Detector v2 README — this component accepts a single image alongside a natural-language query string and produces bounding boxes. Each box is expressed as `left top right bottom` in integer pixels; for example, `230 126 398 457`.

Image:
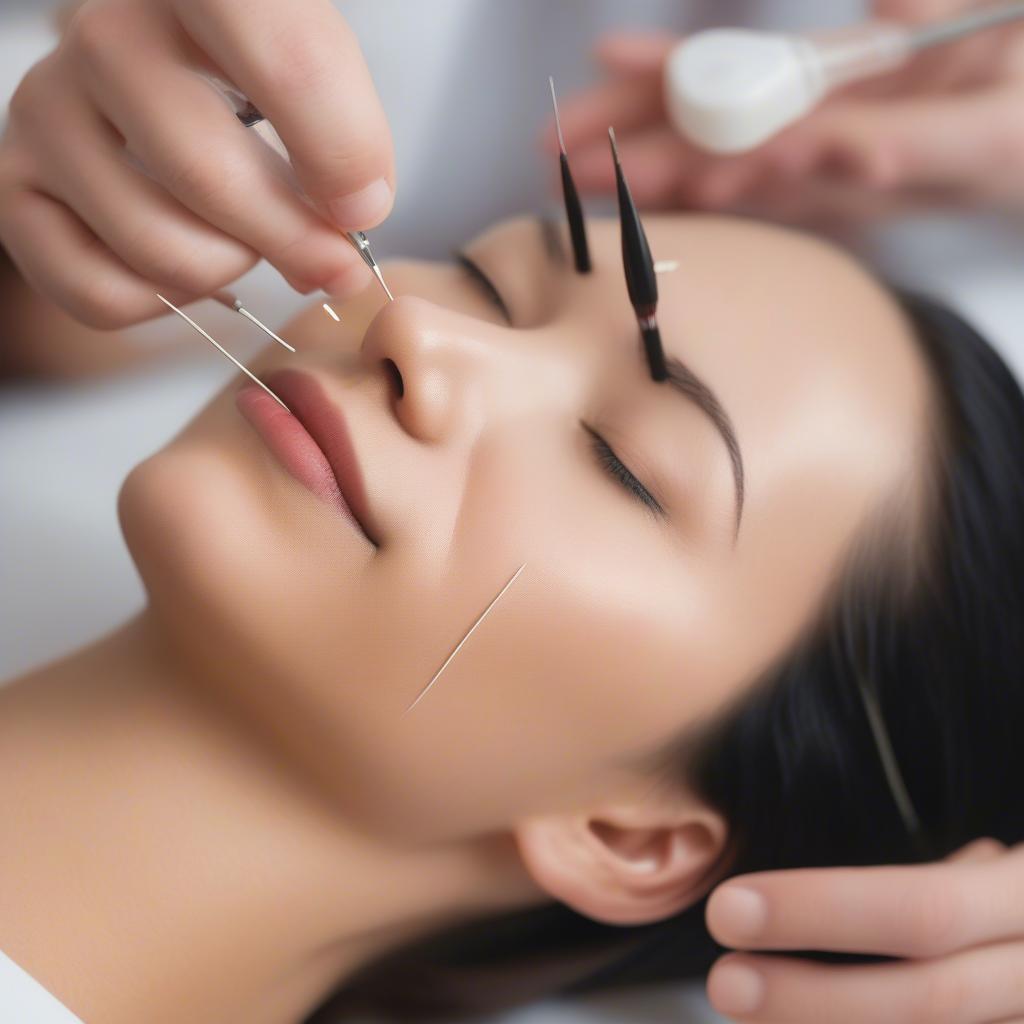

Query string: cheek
331 431 717 842
117 403 393 802
118 387 723 847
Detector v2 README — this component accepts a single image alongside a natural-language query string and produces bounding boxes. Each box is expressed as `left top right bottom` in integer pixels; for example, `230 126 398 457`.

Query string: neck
0 611 534 1024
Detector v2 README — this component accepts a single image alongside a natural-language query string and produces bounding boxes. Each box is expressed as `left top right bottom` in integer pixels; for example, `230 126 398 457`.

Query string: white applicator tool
664 2 1024 153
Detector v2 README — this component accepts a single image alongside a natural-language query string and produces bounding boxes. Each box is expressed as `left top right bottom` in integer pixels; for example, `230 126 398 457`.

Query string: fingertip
318 259 373 302
947 836 1008 863
761 138 817 179
864 143 903 188
327 178 393 231
592 31 631 64
706 954 766 1018
821 136 900 188
706 885 767 945
690 166 751 208
806 117 902 188
287 279 317 297
593 29 678 72
570 145 615 189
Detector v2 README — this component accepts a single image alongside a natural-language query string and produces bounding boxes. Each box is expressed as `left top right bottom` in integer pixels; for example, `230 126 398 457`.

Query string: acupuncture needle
227 99 396 304
346 230 394 302
608 126 669 382
548 76 591 273
212 289 296 352
156 293 291 411
404 563 526 713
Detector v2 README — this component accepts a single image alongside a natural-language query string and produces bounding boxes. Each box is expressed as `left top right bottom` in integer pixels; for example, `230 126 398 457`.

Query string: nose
358 295 531 444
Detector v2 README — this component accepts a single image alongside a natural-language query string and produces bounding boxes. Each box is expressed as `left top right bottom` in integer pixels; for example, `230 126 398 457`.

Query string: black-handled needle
608 126 668 382
548 76 591 274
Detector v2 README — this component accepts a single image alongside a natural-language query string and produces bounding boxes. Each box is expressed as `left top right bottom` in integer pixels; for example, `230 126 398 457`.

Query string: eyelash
456 251 664 519
584 425 665 518
456 253 510 321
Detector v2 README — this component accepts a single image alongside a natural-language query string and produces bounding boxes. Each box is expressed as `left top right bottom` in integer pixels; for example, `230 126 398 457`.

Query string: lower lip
235 383 362 533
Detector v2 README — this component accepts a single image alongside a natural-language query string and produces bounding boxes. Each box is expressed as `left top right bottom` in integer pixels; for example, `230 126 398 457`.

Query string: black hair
304 289 1024 1022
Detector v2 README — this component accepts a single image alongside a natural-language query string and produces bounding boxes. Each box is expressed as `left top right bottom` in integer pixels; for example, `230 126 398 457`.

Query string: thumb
945 837 1008 864
785 88 1019 191
593 30 680 77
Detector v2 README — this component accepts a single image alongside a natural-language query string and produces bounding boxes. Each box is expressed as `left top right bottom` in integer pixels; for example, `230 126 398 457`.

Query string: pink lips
235 369 376 544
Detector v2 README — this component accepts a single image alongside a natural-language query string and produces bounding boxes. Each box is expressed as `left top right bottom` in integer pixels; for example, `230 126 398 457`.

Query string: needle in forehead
548 76 591 273
608 126 668 381
156 294 291 411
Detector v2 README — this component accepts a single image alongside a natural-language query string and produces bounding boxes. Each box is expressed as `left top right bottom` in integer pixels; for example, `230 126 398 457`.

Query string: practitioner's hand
544 0 1024 230
0 0 394 328
703 837 1024 1023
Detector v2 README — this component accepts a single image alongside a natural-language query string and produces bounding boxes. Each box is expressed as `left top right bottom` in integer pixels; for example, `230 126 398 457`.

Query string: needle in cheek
404 563 527 713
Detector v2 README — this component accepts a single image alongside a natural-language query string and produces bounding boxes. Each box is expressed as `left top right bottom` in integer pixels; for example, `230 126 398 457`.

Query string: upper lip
262 368 380 545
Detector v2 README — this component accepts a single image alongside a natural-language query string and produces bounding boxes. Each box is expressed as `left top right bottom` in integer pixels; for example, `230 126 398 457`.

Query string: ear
514 786 728 925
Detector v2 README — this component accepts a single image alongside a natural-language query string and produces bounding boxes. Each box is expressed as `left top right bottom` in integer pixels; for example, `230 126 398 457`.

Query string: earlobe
515 800 728 926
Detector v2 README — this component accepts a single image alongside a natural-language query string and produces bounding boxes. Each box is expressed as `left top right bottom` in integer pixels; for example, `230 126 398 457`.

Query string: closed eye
454 250 662 521
582 423 665 519
454 251 511 323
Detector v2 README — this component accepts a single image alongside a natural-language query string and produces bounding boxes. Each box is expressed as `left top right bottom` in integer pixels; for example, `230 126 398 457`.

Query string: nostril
382 358 404 398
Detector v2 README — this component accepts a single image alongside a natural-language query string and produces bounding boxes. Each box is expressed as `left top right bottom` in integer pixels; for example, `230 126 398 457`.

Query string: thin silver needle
549 75 567 154
236 306 296 352
345 230 395 302
156 293 291 412
404 563 526 714
370 264 395 302
212 290 296 352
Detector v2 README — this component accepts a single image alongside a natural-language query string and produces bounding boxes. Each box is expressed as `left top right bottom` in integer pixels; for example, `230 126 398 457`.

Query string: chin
115 432 389 803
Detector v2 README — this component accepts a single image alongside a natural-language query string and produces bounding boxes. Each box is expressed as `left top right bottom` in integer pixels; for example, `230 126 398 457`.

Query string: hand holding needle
231 101 395 304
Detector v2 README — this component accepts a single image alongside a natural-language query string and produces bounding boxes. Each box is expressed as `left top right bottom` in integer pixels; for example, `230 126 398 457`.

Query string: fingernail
712 961 764 1016
328 178 392 229
713 886 767 939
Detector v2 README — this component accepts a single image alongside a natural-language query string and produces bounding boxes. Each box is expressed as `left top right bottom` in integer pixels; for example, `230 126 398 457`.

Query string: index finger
706 844 1024 959
172 0 393 230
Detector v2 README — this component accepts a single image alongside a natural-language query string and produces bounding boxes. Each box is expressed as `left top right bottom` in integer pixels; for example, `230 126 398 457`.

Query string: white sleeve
0 949 86 1024
0 8 58 124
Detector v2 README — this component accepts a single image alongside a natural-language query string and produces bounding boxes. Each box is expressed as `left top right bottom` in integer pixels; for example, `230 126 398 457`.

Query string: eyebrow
538 216 745 533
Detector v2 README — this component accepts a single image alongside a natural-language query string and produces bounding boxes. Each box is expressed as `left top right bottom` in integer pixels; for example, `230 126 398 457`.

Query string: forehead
485 212 929 505
480 213 930 527
482 213 924 426
653 215 931 641
486 212 932 667
637 214 928 498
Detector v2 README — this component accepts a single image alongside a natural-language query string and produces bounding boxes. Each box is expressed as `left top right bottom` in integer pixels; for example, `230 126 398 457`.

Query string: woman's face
120 214 931 841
